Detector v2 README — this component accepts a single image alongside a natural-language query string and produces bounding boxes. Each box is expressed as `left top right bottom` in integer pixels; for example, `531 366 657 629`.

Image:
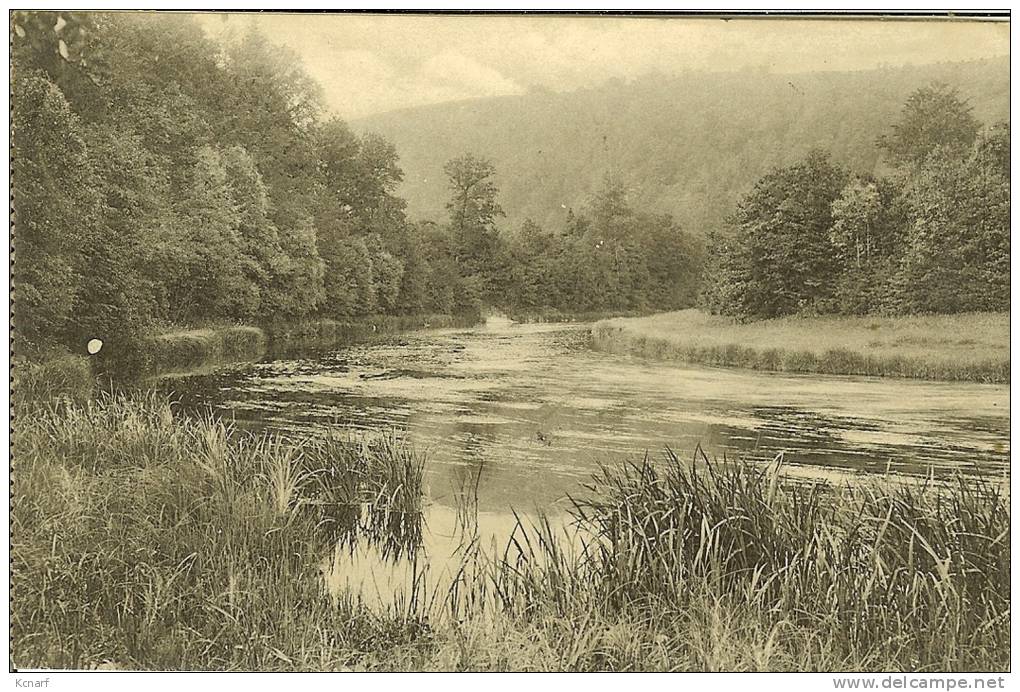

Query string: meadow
592 310 1010 383
11 394 1009 671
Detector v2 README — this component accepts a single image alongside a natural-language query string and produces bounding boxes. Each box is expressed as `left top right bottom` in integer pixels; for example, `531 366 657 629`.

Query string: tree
352 133 405 220
892 141 1009 314
583 178 634 306
444 154 505 295
73 123 172 366
709 151 848 318
827 177 908 314
264 216 325 319
313 119 412 317
393 226 433 314
975 122 1009 180
220 26 325 246
700 227 751 317
369 242 405 313
878 83 980 168
639 213 702 310
830 180 882 272
12 11 104 94
220 145 289 317
168 146 256 321
12 72 99 356
505 219 558 309
321 236 378 317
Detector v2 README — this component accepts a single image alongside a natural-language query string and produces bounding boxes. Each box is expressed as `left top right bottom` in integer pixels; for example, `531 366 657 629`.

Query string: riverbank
12 354 96 410
264 312 482 349
592 310 1009 384
12 394 1008 671
147 312 482 375
13 313 484 407
145 325 267 375
506 307 652 324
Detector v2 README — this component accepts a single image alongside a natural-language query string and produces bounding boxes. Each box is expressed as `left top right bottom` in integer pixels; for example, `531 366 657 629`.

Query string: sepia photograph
8 8 1012 676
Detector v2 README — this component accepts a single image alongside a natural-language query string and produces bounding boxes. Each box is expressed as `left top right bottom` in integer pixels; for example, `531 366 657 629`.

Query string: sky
197 13 1009 120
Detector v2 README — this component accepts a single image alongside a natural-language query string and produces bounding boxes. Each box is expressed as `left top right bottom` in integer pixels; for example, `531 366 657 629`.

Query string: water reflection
160 319 1010 517
158 320 1010 606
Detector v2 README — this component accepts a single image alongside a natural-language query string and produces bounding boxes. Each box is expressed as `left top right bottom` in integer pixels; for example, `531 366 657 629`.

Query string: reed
11 393 428 670
448 450 1009 671
145 325 267 375
11 354 95 411
10 395 1009 671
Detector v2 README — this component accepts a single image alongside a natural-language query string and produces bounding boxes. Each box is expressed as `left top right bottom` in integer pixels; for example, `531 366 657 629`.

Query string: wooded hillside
354 59 1009 235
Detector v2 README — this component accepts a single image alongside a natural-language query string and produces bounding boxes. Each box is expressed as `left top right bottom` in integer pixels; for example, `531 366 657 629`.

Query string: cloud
319 48 524 118
420 50 523 98
316 50 399 118
199 14 1009 119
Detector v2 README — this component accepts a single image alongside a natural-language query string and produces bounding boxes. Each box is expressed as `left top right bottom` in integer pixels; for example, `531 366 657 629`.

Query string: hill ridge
352 56 1009 235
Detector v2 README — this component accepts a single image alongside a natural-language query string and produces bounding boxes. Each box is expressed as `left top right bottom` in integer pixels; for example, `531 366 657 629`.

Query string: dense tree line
497 178 702 312
702 84 1009 318
12 11 705 365
437 154 702 313
12 12 482 362
14 12 1003 369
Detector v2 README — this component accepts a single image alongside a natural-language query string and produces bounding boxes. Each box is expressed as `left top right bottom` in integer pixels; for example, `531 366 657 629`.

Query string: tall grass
429 451 1008 671
12 354 95 411
145 325 267 375
11 393 428 670
10 394 1010 670
592 310 1009 383
507 451 1007 669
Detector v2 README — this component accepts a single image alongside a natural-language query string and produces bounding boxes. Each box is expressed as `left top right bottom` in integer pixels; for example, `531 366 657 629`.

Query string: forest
11 11 1009 371
702 85 1009 317
356 57 1008 234
12 12 702 369
10 13 1011 674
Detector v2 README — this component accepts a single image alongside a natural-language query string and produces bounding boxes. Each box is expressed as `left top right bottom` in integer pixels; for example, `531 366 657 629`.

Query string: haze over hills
353 57 1009 236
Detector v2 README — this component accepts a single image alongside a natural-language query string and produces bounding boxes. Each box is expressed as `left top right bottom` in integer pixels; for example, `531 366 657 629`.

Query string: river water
164 317 1009 515
161 318 1009 603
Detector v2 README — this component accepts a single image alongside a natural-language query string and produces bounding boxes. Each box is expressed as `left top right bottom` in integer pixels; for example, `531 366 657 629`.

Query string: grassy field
11 395 1009 671
591 310 1009 383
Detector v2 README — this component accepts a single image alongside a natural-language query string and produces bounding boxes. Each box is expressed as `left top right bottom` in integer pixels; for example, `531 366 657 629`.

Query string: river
160 317 1009 602
163 317 1009 513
